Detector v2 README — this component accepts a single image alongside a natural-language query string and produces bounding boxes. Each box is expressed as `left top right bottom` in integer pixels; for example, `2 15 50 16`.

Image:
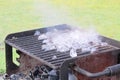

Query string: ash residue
3 65 58 80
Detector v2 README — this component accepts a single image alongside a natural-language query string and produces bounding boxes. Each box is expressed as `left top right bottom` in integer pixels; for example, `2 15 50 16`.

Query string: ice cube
34 30 41 36
42 44 56 51
90 48 97 53
82 47 91 53
70 49 77 58
101 42 108 46
43 39 50 43
57 46 69 52
52 55 57 60
38 34 47 40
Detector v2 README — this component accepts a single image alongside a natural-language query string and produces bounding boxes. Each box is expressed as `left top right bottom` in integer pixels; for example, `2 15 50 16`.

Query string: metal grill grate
5 34 118 67
5 24 120 80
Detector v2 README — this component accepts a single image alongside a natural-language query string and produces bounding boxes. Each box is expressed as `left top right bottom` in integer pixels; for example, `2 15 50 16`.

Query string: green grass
0 0 120 74
0 50 5 73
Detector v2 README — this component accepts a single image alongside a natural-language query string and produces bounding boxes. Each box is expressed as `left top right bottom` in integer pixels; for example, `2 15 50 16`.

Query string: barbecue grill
5 24 120 80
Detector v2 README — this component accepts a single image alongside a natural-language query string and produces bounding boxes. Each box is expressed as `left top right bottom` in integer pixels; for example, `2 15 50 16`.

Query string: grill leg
60 59 76 80
5 43 18 75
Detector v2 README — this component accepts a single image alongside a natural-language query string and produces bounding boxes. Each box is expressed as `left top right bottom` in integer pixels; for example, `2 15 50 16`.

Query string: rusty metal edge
60 49 120 80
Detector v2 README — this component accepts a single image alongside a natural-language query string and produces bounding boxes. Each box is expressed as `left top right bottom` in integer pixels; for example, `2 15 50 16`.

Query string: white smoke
37 27 108 58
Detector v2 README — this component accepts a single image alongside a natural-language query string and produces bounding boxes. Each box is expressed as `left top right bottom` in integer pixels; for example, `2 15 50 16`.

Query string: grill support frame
5 24 71 75
5 24 120 80
5 43 19 75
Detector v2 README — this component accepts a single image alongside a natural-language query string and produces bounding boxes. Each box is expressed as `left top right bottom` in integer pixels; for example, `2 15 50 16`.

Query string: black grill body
5 24 120 80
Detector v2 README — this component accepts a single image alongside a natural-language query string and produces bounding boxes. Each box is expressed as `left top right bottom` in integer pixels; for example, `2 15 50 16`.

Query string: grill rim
5 39 118 67
5 40 56 69
5 24 70 40
5 24 120 78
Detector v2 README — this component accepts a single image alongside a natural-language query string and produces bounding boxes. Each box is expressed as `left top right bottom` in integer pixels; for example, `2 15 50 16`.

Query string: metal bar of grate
6 36 117 67
5 27 119 68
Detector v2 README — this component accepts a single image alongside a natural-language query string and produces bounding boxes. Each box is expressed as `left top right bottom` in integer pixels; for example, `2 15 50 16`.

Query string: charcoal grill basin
5 24 120 80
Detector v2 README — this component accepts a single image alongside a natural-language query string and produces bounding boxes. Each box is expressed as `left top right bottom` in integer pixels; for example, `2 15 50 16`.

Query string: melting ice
37 27 108 58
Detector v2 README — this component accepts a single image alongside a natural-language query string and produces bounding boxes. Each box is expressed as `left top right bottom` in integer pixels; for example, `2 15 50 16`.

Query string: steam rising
36 27 108 58
33 0 79 26
33 1 108 58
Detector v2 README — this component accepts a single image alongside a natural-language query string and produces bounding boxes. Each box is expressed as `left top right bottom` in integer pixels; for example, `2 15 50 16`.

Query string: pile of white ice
34 27 108 58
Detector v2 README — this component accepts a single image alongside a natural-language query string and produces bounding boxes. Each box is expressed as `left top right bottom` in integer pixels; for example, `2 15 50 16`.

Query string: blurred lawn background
0 0 120 73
